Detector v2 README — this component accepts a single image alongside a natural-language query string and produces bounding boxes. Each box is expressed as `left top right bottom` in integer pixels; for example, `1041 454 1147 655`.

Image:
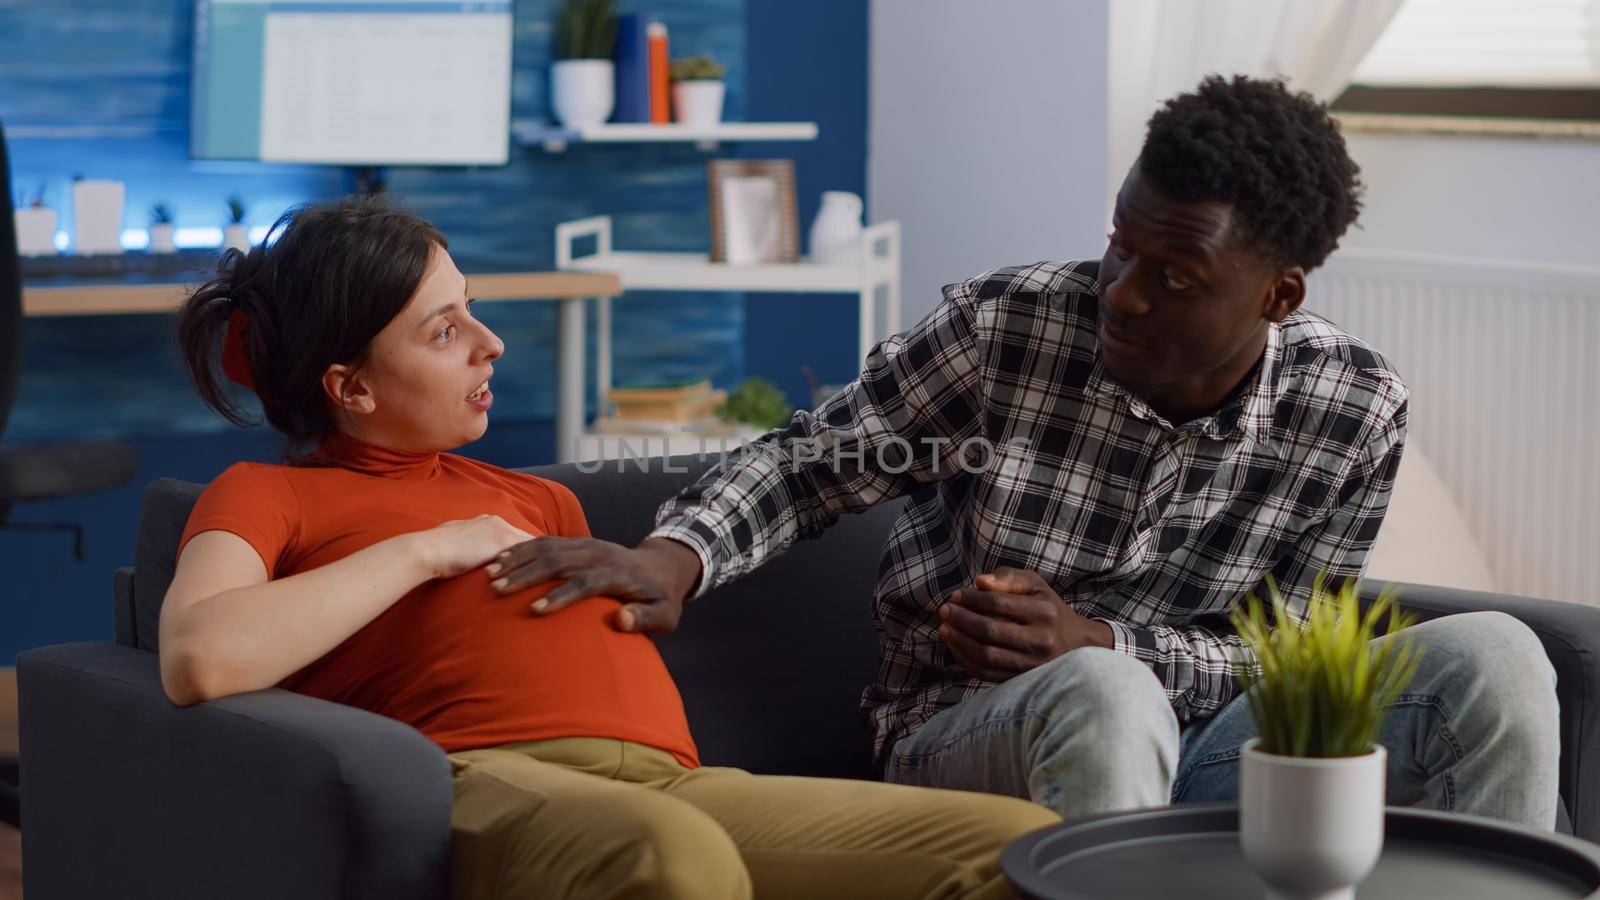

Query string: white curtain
1106 0 1408 206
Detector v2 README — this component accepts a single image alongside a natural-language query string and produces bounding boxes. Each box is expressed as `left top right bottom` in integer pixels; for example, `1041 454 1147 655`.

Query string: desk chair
0 117 139 828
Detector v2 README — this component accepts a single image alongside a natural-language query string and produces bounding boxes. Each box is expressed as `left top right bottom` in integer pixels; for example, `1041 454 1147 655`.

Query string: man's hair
1138 74 1362 272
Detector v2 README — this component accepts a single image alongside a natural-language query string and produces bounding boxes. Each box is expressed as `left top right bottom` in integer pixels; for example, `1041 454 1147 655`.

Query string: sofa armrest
18 642 452 900
1363 580 1600 841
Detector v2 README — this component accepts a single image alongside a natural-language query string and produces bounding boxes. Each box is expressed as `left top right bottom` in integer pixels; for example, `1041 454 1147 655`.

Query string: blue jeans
883 612 1561 829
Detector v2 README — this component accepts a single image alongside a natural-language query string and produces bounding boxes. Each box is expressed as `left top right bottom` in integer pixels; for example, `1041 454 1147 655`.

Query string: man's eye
1162 272 1193 292
1106 233 1132 261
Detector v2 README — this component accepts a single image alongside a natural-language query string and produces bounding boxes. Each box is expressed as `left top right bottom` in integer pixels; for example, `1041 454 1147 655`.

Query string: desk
23 271 622 463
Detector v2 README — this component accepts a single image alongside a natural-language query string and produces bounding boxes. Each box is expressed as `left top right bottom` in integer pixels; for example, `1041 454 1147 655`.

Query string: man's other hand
938 567 1114 682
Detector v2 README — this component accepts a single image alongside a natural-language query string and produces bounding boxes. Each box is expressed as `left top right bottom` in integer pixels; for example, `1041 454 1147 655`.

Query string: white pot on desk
149 223 176 254
15 207 57 256
1240 738 1386 900
223 224 250 252
72 180 125 255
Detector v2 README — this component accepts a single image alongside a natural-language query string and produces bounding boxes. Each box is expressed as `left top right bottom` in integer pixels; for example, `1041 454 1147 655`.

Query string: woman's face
333 245 504 453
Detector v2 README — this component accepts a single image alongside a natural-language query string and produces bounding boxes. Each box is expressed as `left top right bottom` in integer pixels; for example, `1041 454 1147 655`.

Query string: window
1331 0 1600 123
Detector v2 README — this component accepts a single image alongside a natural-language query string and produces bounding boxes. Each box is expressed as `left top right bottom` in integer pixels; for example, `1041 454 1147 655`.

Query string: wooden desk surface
22 271 621 317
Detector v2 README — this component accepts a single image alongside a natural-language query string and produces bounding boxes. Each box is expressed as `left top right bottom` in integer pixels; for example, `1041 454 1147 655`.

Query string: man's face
1096 165 1297 401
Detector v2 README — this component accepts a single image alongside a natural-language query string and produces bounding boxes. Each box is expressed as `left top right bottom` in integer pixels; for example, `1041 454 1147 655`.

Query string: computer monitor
191 0 513 166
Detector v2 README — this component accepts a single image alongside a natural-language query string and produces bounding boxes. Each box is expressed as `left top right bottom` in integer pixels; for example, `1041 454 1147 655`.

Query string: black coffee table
1004 804 1600 899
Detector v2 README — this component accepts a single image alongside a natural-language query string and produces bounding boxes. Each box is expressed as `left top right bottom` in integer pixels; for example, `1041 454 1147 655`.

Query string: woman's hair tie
221 304 258 393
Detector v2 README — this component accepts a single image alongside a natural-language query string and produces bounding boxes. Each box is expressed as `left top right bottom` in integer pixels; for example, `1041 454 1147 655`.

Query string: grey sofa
18 454 1600 899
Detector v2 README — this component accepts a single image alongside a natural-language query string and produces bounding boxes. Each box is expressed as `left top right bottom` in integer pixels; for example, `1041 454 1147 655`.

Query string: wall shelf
512 120 818 152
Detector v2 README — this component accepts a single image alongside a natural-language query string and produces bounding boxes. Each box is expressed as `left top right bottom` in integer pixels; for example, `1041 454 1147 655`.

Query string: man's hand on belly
937 567 1115 683
485 536 699 634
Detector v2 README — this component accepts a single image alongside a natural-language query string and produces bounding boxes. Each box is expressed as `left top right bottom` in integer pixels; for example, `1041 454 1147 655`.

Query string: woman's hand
485 536 702 634
419 514 535 580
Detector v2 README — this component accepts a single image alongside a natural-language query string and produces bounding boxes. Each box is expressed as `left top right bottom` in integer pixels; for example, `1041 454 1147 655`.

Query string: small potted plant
670 55 726 128
14 181 57 256
551 0 618 130
715 377 794 431
149 202 177 254
223 193 249 252
1230 577 1423 900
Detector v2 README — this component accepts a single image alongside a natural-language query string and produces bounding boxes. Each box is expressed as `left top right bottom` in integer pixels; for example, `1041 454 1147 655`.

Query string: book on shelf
607 378 724 422
647 21 670 124
613 14 652 124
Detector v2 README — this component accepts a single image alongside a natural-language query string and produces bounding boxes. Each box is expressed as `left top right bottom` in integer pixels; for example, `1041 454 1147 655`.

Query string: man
491 76 1559 827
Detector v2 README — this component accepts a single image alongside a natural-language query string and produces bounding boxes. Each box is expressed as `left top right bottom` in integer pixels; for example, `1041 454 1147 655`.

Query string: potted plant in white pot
14 182 57 256
149 202 176 254
551 0 618 130
223 193 249 252
670 55 726 128
1230 577 1423 900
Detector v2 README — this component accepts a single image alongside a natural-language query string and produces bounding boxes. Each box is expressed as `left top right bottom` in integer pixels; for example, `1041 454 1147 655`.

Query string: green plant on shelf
715 377 794 430
225 193 247 225
670 55 726 82
1229 575 1423 759
554 0 617 61
150 203 174 226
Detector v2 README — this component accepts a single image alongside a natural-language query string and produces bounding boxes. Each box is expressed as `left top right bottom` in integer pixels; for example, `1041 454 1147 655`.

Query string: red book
648 21 670 124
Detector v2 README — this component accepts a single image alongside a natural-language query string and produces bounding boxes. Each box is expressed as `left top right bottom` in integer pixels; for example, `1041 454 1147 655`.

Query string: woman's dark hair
176 195 446 453
1138 74 1363 272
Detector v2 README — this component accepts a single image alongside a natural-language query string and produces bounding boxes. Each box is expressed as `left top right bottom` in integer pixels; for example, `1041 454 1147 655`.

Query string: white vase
551 59 615 130
73 179 125 255
224 224 250 252
808 191 864 265
149 223 176 254
14 207 58 256
1240 738 1387 900
672 80 725 128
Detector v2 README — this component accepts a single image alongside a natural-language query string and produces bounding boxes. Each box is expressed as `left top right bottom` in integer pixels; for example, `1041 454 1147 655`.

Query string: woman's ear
322 363 377 415
1263 267 1307 323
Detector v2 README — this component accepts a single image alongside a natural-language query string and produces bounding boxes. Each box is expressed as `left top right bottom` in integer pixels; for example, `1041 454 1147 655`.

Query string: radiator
1310 249 1600 604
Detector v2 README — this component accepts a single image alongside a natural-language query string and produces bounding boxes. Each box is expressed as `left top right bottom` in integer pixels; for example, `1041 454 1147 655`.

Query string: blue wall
741 0 869 408
1 0 869 663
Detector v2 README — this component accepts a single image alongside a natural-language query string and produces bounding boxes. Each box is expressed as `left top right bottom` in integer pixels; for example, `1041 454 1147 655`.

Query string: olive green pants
448 737 1059 900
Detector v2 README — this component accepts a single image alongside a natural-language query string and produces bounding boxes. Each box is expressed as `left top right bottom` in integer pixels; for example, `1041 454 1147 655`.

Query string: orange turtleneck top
176 431 700 766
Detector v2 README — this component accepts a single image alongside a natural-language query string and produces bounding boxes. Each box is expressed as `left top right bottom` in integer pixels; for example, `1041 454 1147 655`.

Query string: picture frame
707 159 799 264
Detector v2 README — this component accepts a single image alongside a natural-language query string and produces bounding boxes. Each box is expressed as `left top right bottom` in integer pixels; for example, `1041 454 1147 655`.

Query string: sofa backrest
129 453 907 779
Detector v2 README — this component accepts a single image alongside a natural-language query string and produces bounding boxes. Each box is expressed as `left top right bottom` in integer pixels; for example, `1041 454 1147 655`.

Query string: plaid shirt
651 260 1409 766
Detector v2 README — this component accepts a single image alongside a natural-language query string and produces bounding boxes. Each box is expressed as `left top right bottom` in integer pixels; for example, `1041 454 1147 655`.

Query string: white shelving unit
553 214 901 460
512 120 819 152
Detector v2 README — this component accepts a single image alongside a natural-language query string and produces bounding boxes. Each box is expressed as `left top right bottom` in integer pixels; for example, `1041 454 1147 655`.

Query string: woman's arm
159 515 531 705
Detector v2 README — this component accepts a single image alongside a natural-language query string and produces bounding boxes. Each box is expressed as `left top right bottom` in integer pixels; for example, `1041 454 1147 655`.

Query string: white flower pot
149 223 176 254
808 191 864 265
224 224 250 252
1241 738 1386 900
15 207 58 256
551 59 615 130
672 80 725 127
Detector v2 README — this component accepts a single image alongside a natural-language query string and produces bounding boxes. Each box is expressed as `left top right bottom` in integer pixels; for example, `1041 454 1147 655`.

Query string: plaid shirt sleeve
1107 397 1410 721
649 283 991 598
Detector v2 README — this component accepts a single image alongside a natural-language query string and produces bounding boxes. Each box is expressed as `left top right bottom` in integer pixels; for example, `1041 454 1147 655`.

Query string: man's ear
1263 266 1307 323
322 363 377 416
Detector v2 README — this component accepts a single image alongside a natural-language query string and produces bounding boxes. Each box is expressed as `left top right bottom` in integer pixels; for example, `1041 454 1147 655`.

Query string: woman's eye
434 324 455 343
